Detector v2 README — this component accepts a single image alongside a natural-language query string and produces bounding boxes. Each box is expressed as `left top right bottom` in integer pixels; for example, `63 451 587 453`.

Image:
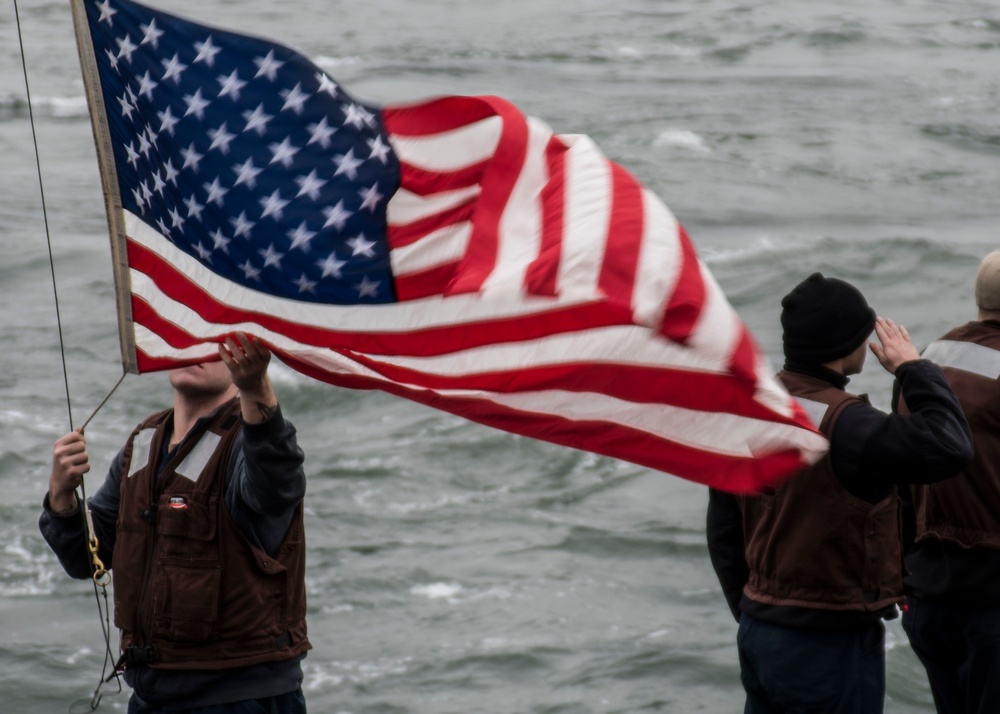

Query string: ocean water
2 0 998 712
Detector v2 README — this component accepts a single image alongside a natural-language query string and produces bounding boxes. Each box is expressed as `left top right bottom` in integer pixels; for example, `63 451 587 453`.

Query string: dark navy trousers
126 688 306 714
737 613 886 714
903 596 1000 714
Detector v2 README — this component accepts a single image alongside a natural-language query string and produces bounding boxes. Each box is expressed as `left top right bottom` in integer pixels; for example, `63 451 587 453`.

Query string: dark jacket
738 371 903 614
39 401 308 708
903 320 1000 606
707 359 973 629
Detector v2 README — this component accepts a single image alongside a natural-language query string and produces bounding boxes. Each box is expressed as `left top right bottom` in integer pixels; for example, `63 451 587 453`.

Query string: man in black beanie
706 272 973 714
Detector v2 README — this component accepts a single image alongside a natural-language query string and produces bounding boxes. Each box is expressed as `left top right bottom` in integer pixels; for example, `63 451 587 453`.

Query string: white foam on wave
304 655 412 692
67 646 93 665
698 235 784 264
321 603 355 614
410 581 514 605
884 627 907 653
645 628 671 640
314 55 362 70
363 485 509 514
411 581 464 601
0 536 58 597
28 95 89 118
653 129 711 154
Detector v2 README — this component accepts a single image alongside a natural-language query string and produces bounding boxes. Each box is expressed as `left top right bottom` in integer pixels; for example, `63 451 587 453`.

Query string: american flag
72 0 826 493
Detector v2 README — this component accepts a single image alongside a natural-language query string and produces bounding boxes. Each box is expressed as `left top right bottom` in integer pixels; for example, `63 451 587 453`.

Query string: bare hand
219 333 278 424
869 317 921 375
49 430 88 514
218 332 271 392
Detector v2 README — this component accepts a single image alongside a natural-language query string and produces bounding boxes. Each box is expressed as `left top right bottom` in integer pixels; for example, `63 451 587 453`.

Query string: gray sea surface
2 0 998 712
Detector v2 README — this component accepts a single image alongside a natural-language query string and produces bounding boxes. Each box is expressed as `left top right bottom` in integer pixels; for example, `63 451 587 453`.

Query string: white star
268 137 299 168
229 210 255 238
315 72 338 97
193 36 221 67
140 19 164 48
321 200 352 231
160 53 187 83
342 103 368 129
357 105 376 127
358 183 383 213
131 185 146 208
169 206 185 229
259 189 290 220
193 242 212 261
97 0 117 26
316 252 347 279
333 149 363 180
258 243 284 268
346 232 376 257
232 157 263 189
287 221 317 251
105 48 119 72
124 142 140 167
207 122 236 154
184 194 204 220
240 259 261 281
279 83 309 114
117 91 135 119
241 103 273 136
217 69 247 101
156 106 179 136
367 134 391 164
202 177 228 206
156 216 170 235
140 180 153 205
162 159 179 184
294 274 317 294
294 169 326 200
253 50 284 81
116 34 137 63
355 276 381 299
183 88 210 120
307 116 336 149
137 130 152 158
211 228 230 252
151 170 166 195
135 71 158 101
181 142 204 171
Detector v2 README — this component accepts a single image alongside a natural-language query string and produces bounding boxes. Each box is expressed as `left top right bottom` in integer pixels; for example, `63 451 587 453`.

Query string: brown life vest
910 322 1000 549
738 371 903 612
112 398 310 669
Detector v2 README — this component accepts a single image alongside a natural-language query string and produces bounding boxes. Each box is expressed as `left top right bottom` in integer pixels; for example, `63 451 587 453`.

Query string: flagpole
69 0 139 374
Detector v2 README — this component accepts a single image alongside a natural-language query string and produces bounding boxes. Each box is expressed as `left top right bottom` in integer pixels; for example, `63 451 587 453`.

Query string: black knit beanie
780 273 876 365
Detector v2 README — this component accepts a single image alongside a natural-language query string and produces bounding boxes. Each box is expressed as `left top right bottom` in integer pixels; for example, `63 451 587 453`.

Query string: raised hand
869 317 921 374
219 332 278 423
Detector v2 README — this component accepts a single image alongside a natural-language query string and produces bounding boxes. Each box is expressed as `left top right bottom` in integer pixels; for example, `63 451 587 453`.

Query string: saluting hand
869 317 921 375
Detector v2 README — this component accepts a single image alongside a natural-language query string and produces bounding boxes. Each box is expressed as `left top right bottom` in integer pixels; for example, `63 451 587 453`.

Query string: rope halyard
14 0 128 709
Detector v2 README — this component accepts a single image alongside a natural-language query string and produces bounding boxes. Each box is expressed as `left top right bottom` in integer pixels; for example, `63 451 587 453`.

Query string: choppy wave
0 93 89 121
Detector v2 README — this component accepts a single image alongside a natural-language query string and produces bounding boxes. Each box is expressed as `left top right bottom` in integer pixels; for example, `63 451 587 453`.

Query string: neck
979 308 1000 322
171 386 238 445
783 360 850 389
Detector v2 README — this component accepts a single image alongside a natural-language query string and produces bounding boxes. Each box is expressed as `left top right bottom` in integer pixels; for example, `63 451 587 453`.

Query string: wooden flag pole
69 0 139 374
